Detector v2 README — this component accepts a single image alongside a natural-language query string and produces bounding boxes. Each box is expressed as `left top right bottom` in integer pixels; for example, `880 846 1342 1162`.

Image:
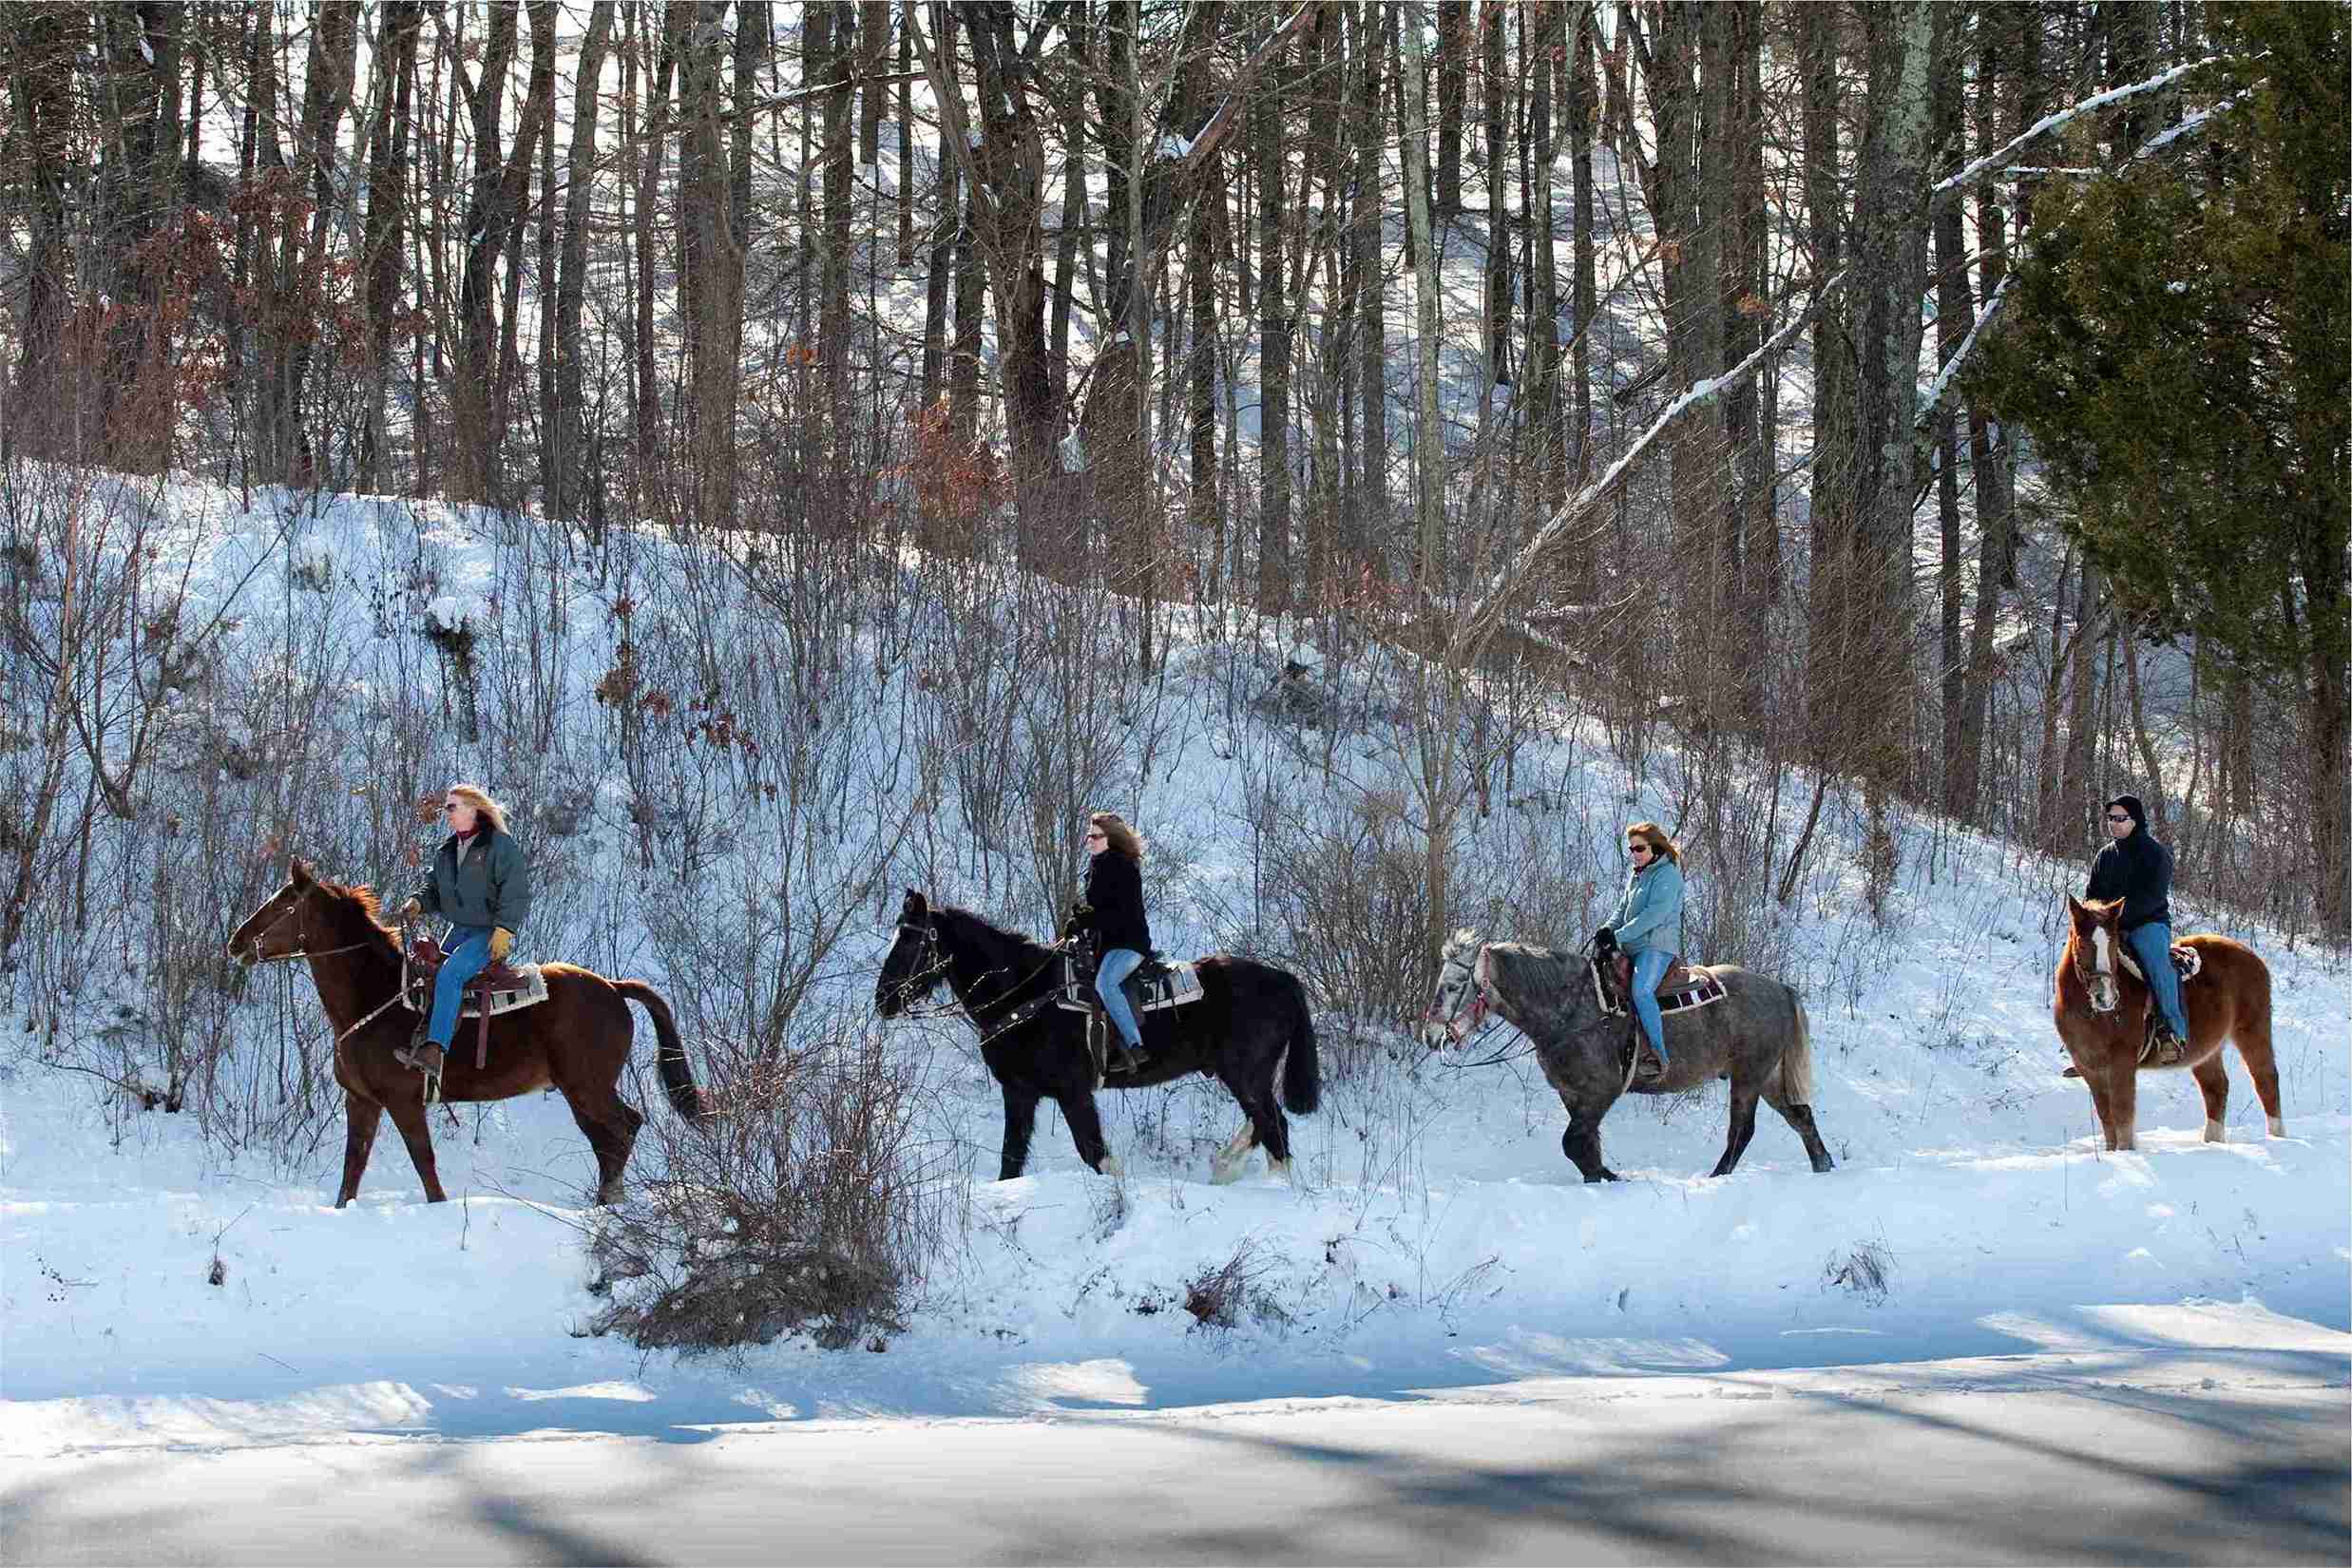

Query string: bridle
883 918 957 1014
1421 947 1491 1047
239 885 382 966
2069 918 2121 1015
883 914 1074 1042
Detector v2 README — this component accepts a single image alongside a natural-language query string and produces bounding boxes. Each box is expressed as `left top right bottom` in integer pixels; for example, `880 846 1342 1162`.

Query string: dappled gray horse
1421 931 1835 1182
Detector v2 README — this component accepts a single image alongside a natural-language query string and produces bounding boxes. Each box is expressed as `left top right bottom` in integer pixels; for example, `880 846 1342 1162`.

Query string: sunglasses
1627 843 1651 855
1085 832 1106 842
443 803 464 813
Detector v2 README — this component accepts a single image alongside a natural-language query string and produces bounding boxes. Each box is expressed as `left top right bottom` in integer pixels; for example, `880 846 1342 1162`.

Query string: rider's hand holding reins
489 927 514 963
401 896 423 921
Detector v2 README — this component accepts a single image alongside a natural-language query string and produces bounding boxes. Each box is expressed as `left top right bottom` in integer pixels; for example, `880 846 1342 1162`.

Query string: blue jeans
2127 922 2189 1040
1096 947 1145 1050
1630 947 1673 1061
427 926 494 1048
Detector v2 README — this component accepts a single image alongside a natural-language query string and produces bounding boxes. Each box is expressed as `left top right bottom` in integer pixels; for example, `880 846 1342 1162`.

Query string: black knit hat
2105 794 2147 831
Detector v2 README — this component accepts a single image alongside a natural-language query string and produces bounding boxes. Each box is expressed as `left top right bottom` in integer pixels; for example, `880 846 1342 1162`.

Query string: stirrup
1109 1042 1150 1075
1630 1042 1667 1084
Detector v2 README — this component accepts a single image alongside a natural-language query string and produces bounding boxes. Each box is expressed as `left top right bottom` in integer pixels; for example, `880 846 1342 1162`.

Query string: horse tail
614 979 710 1119
1781 991 1816 1103
1281 977 1321 1115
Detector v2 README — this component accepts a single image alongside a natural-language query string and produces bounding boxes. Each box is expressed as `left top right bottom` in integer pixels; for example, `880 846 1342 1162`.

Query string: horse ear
901 888 927 916
291 857 315 886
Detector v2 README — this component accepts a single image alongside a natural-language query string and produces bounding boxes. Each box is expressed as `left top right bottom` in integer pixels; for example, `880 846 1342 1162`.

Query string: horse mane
934 903 1057 967
315 875 401 942
1483 942 1588 1022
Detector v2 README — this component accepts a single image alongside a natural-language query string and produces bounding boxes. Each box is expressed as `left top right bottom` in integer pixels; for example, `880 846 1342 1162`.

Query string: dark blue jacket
2086 831 2172 931
1083 851 1153 956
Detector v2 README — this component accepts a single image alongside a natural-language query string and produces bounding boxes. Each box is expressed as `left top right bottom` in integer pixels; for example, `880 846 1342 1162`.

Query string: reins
891 918 1074 1044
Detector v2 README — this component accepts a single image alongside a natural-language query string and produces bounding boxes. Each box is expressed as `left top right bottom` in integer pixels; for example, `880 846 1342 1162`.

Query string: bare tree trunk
680 3 743 527
1352 0 1389 574
1930 2 1969 810
550 1 615 526
1254 12 1291 612
1435 0 1465 219
361 1 423 490
1401 0 1444 593
5 7 78 465
633 6 681 503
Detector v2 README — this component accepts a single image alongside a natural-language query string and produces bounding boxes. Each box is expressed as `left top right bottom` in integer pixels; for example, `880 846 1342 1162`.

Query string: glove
400 897 423 921
1595 926 1616 947
488 927 513 963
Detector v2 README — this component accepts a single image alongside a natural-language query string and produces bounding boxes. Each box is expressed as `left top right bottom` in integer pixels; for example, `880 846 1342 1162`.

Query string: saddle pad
403 962 549 1020
1133 961 1205 1015
2118 945 2202 984
1657 973 1727 1014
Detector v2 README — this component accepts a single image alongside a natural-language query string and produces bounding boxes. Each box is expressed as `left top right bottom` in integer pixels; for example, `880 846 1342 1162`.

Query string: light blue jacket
1607 856 1684 957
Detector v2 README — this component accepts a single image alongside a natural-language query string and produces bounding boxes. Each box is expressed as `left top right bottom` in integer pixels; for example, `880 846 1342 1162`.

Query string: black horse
875 889 1319 1183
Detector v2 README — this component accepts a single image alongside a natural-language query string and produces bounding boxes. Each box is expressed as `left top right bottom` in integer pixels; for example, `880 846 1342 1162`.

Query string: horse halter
1421 947 1488 1047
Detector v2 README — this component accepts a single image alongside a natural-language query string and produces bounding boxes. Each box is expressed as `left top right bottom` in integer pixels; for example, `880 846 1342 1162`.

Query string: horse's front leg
335 1094 384 1208
998 1084 1041 1181
1060 1092 1120 1177
1708 1082 1763 1177
381 1094 449 1202
2105 1053 2141 1152
1561 1101 1618 1183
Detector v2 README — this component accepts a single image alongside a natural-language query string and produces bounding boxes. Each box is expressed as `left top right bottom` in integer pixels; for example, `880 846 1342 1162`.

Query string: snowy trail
8 1335 2345 1567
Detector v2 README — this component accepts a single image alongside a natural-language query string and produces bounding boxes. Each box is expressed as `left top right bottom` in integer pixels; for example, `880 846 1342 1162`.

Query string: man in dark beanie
2085 794 2190 1062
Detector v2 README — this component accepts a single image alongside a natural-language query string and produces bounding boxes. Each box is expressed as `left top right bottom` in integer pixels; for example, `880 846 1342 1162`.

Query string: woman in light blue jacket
1600 821 1685 1083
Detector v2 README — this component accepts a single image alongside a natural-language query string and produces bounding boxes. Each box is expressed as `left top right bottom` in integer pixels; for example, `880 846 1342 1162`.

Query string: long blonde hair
446 783 509 836
1087 811 1143 861
1625 820 1681 867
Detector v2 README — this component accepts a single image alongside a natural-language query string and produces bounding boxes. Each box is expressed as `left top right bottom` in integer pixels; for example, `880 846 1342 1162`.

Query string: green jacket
411 827 532 933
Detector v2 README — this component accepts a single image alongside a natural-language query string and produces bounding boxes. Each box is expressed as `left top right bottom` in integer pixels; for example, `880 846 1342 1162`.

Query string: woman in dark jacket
1081 811 1154 1073
395 783 532 1092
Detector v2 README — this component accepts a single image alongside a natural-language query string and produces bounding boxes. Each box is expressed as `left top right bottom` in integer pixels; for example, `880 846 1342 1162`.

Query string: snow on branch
1445 271 1846 667
1915 271 2017 431
1934 53 2241 200
1916 86 2249 427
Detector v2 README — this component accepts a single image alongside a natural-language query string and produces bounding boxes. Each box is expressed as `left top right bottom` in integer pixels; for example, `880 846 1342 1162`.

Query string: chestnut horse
2054 895 2284 1151
228 860 708 1207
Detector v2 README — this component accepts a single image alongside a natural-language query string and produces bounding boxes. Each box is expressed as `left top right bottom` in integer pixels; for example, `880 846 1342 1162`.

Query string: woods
0 0 2343 954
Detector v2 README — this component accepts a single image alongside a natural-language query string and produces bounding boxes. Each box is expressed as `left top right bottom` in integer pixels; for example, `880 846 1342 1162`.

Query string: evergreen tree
1971 3 2349 936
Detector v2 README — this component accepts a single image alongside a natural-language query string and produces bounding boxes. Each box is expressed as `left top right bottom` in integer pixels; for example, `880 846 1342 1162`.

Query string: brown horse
228 860 708 1207
2054 895 2284 1152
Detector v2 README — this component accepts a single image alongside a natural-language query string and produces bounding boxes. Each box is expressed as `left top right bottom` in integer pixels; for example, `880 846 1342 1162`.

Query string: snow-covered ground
2 479 2345 1480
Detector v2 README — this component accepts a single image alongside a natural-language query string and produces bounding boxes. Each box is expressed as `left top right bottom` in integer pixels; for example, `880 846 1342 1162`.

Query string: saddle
2118 944 2203 985
1596 949 1726 1020
402 933 548 1069
1059 935 1206 1084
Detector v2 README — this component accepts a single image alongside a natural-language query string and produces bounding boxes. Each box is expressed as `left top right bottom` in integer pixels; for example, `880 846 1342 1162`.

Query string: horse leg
1059 1092 1119 1177
1561 1102 1618 1183
1709 1082 1763 1178
2105 1055 2141 1152
335 1095 384 1208
2189 1053 2230 1143
1761 1083 1836 1174
998 1084 1041 1181
2232 1014 2287 1138
565 1090 640 1206
2074 1050 2122 1150
381 1095 449 1203
1210 1121 1257 1185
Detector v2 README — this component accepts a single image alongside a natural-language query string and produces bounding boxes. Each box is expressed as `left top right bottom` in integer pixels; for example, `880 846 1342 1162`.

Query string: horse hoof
2203 1119 2226 1144
1583 1170 1619 1184
1209 1157 1244 1186
1099 1155 1124 1178
2267 1117 2286 1138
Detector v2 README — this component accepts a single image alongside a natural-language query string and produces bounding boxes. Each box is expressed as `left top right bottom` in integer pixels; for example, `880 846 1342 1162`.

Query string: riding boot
393 1015 431 1070
1111 1035 1151 1074
411 1042 447 1102
1630 1028 1667 1085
